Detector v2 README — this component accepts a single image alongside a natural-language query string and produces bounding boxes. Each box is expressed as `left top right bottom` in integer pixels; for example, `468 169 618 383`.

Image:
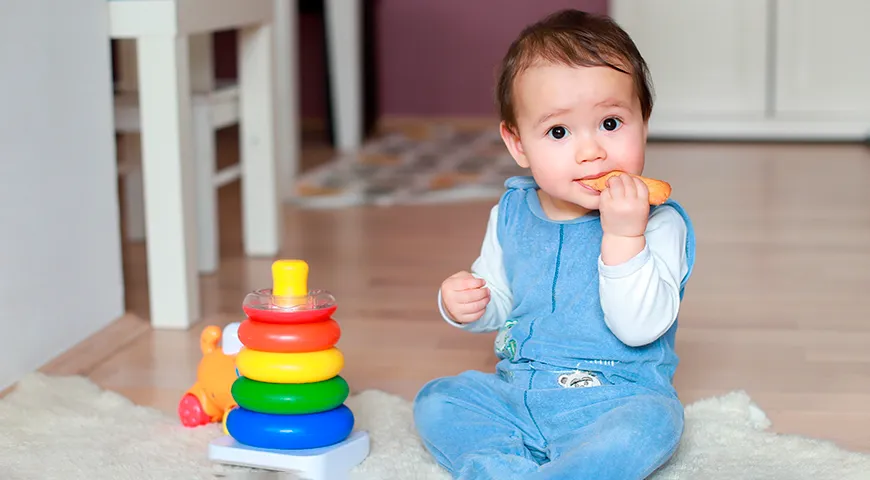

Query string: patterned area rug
292 125 526 208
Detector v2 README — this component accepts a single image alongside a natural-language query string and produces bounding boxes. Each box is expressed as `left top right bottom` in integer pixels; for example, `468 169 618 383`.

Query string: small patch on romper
557 371 602 388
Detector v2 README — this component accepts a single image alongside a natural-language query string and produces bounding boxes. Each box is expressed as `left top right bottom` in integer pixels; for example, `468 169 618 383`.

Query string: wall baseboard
647 117 870 142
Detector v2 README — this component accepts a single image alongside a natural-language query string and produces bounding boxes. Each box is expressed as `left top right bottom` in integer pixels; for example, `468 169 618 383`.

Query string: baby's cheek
612 143 645 174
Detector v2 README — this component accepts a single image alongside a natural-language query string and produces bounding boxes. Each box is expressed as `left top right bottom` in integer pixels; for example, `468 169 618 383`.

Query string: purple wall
375 0 607 116
215 1 607 118
214 12 329 119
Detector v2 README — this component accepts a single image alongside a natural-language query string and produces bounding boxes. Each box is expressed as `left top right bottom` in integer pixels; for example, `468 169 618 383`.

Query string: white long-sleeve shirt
438 204 689 347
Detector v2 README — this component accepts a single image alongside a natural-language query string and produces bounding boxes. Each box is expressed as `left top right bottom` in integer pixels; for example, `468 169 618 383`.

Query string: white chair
115 34 244 276
108 0 284 330
109 0 363 330
114 0 363 274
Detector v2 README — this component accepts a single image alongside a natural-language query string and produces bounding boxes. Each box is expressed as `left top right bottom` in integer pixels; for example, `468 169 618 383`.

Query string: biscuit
579 171 671 205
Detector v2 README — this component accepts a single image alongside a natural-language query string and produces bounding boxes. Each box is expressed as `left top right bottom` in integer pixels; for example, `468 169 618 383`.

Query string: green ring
231 375 349 415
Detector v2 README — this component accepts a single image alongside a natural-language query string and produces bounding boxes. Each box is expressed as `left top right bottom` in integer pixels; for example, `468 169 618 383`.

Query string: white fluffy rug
2 373 869 479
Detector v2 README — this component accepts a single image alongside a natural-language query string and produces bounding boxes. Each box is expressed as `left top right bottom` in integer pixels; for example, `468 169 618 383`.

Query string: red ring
238 318 341 353
242 304 337 325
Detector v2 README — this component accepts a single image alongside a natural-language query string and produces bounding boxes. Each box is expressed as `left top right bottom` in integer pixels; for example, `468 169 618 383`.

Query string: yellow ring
236 347 344 384
222 405 235 435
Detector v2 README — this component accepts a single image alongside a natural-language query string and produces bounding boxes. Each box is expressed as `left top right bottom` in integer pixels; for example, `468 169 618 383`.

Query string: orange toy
178 326 239 427
579 171 672 205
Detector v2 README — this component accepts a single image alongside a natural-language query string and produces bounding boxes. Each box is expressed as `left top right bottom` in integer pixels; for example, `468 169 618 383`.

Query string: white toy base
208 430 370 480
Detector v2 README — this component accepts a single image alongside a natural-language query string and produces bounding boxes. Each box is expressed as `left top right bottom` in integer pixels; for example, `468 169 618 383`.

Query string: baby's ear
500 122 529 168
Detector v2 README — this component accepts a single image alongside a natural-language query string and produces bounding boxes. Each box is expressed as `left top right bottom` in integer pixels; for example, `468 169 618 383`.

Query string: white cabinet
611 1 769 119
774 0 870 121
610 0 870 140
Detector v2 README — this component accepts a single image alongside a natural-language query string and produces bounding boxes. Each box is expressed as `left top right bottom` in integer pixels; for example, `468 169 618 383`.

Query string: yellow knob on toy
272 259 308 308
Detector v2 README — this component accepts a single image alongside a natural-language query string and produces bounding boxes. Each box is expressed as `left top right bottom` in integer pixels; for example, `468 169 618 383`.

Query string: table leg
116 39 147 242
193 100 218 274
135 36 200 329
121 133 146 242
325 0 363 152
190 33 220 274
274 0 301 200
238 22 281 257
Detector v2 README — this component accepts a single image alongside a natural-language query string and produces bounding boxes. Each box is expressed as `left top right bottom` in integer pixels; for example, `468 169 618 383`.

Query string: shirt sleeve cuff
437 288 464 327
598 243 651 279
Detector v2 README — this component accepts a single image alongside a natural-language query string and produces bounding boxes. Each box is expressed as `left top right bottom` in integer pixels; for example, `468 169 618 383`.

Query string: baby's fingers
606 175 625 198
448 273 485 291
465 296 490 314
633 176 649 199
456 297 490 321
621 174 638 197
454 286 490 304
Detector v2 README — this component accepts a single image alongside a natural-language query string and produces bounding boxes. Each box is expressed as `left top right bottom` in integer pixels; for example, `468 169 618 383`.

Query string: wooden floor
39 126 870 453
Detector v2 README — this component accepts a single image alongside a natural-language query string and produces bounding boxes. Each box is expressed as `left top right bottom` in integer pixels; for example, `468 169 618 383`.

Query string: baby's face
501 62 648 218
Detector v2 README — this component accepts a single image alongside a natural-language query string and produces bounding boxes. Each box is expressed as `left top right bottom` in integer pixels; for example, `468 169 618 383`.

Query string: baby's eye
600 117 622 131
547 126 569 140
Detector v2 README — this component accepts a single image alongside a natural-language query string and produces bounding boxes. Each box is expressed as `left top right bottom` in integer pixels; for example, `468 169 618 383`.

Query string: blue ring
226 404 354 450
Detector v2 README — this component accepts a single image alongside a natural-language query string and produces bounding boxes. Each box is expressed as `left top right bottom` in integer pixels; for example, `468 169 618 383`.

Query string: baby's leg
413 371 542 479
536 392 684 480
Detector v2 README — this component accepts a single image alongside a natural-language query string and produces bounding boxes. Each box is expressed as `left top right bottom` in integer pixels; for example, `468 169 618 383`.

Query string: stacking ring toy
243 302 338 325
226 404 355 450
231 375 349 415
236 347 344 383
221 406 234 435
238 318 341 353
243 283 338 325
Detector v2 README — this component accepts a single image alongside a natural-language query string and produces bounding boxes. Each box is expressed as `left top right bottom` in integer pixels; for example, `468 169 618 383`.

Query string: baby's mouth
573 179 601 194
576 171 612 181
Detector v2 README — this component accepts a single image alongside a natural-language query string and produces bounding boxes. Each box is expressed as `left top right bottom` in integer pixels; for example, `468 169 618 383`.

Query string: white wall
0 0 125 391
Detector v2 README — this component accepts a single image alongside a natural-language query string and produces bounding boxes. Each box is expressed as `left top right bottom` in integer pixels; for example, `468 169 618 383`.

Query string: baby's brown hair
496 9 654 134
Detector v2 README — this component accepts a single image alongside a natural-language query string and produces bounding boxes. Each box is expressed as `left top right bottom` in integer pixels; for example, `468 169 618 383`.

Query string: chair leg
122 133 146 242
274 0 301 200
136 34 201 329
325 0 363 152
238 22 281 256
193 102 219 274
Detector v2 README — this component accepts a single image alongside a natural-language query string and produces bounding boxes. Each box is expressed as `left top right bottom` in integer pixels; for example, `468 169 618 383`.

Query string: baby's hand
441 271 490 324
599 173 650 238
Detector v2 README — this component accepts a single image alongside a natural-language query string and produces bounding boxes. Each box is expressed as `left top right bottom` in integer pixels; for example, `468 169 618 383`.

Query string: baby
413 9 696 480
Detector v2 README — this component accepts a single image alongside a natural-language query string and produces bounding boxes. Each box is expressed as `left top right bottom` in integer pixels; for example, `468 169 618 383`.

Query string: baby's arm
598 206 688 347
437 205 513 333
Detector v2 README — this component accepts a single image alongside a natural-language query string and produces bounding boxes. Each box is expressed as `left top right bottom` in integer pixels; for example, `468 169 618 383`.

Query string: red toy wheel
238 318 341 353
178 393 211 427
